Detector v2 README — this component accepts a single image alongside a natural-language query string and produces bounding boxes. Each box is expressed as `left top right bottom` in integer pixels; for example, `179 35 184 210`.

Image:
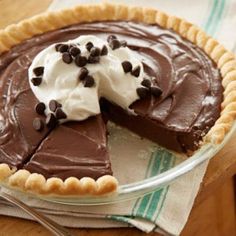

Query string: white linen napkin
1 1 236 235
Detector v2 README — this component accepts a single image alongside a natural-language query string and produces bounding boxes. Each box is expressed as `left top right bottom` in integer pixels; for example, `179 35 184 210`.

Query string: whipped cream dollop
28 35 146 121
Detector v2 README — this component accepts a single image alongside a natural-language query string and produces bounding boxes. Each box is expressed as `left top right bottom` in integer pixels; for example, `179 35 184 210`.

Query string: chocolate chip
84 75 95 87
75 55 87 67
107 35 117 42
33 118 44 131
141 79 151 88
35 102 46 115
49 100 61 112
31 77 42 86
131 66 141 77
109 39 121 50
90 47 101 57
86 42 94 51
150 86 162 97
62 52 73 64
88 55 100 64
122 61 132 73
69 46 81 57
46 113 57 128
58 44 69 53
101 45 108 56
78 67 89 81
120 40 127 47
33 67 44 76
136 87 149 99
55 44 63 51
55 108 67 119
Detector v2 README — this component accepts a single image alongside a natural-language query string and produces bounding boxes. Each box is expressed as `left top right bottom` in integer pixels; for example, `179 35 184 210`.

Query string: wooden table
0 1 236 235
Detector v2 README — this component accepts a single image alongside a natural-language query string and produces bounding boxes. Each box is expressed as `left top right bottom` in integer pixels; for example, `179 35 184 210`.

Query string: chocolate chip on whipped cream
55 43 63 51
58 44 69 53
49 100 62 112
75 55 87 67
84 75 95 87
31 77 42 86
90 47 101 57
120 40 127 47
141 79 151 88
86 41 94 51
101 45 108 55
107 35 117 43
69 46 81 57
33 67 44 76
62 52 73 64
88 55 100 64
55 108 67 119
46 113 57 128
109 39 121 50
78 67 89 81
136 87 149 99
122 61 132 73
131 65 141 77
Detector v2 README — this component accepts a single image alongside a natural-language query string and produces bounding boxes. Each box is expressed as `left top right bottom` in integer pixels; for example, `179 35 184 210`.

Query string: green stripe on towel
214 0 228 36
210 0 226 36
134 152 164 217
204 0 226 36
132 149 176 220
131 154 155 216
143 152 174 220
204 0 219 33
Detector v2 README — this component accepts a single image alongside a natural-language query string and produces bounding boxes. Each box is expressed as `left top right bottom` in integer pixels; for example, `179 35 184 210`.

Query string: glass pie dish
1 122 235 206
0 3 236 205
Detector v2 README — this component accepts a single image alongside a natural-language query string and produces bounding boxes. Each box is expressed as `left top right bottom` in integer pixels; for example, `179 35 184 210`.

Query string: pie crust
0 3 235 196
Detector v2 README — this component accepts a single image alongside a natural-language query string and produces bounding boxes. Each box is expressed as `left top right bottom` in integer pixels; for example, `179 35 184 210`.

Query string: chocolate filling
0 21 223 180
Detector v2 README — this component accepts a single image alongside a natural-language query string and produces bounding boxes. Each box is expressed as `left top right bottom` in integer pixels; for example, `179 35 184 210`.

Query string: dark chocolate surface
24 116 112 180
0 21 223 179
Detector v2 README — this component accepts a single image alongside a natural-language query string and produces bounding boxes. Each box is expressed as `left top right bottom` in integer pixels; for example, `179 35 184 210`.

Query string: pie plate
0 3 236 205
1 122 235 206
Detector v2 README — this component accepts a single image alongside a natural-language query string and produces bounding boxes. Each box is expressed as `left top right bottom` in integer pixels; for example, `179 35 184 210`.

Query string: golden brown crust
0 3 235 196
0 165 118 196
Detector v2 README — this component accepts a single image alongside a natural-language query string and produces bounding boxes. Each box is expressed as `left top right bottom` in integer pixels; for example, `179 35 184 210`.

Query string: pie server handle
0 189 73 236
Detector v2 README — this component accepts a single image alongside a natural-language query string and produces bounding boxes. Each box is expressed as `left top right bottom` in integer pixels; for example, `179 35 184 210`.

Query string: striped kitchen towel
1 1 236 235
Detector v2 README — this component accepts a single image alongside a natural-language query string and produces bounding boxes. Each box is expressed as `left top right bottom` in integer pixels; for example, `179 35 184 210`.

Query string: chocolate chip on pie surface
150 86 163 97
35 102 46 115
33 118 44 131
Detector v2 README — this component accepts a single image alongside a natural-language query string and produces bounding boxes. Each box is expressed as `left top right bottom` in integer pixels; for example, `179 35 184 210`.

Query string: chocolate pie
0 4 235 196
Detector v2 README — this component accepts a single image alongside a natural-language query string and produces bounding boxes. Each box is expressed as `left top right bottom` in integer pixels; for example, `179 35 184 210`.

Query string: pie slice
0 3 235 196
24 115 112 181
